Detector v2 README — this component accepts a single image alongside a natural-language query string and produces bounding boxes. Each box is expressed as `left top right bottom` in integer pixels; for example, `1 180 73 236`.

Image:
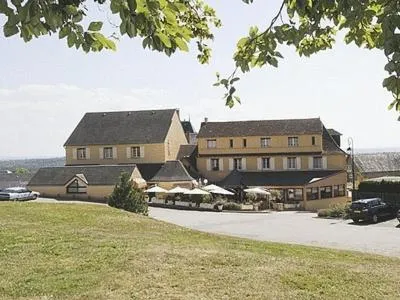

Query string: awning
202 184 221 191
209 187 234 195
244 187 271 195
144 185 167 193
184 188 210 195
167 186 190 194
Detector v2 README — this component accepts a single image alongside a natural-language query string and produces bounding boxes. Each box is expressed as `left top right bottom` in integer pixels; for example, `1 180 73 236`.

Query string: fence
353 191 400 210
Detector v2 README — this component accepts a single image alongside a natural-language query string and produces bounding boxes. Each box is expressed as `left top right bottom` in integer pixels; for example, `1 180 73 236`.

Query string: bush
108 172 148 216
317 203 351 219
222 202 241 211
258 200 270 211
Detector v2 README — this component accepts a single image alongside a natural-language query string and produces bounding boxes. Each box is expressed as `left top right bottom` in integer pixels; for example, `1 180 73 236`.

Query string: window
77 148 86 160
243 139 247 148
320 186 332 199
313 156 322 169
333 185 345 197
211 158 220 171
131 146 141 158
306 187 319 200
288 137 299 147
260 137 271 148
262 157 270 169
103 147 113 159
312 136 316 145
288 189 303 201
66 179 87 194
287 157 297 169
207 139 216 148
233 158 242 170
229 139 234 148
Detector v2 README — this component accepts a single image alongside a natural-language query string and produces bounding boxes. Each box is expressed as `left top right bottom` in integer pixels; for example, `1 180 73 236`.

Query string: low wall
304 196 351 211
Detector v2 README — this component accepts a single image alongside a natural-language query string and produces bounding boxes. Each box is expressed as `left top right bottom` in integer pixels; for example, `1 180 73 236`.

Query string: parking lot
150 207 400 257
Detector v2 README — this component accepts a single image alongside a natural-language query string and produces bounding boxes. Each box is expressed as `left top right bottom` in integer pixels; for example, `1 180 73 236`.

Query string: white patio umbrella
144 186 167 193
167 186 190 194
244 187 271 195
209 187 234 195
202 184 221 191
184 188 210 195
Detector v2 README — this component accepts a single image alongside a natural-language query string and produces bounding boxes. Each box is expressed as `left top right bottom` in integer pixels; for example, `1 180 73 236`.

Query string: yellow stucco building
196 118 349 210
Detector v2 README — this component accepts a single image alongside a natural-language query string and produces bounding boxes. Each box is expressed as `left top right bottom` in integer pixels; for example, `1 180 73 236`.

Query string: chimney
204 117 208 123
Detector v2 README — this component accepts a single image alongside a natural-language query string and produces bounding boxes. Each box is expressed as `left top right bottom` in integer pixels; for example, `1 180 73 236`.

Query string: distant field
0 203 399 299
0 157 65 172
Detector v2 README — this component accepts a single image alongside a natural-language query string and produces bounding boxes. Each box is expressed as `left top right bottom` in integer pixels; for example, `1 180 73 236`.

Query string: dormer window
77 148 86 160
207 139 216 149
103 147 113 159
288 137 299 147
260 137 271 148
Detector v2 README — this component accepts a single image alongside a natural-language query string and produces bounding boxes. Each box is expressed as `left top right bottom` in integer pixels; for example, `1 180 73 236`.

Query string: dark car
349 198 394 224
397 209 400 223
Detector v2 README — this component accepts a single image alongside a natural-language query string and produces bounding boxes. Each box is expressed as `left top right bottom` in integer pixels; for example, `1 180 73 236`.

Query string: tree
15 167 30 175
1 0 399 116
108 172 148 215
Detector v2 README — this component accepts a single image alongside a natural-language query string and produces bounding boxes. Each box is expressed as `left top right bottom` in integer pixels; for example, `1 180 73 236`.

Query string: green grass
0 203 399 299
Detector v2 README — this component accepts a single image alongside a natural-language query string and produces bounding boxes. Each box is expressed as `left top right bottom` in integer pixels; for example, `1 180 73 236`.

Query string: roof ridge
202 117 321 124
85 108 177 114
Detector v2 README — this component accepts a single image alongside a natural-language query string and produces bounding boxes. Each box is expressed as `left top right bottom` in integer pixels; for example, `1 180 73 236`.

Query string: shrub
222 202 241 211
108 172 148 216
258 200 270 211
245 193 257 203
317 203 351 219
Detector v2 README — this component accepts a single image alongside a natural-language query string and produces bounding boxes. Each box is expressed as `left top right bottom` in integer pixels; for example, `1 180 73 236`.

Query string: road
150 207 400 257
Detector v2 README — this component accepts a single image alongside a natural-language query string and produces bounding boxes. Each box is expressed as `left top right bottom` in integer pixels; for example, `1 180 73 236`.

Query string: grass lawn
0 203 399 299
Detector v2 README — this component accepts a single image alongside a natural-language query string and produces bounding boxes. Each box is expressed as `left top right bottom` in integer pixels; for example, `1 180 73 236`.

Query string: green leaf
59 27 69 39
175 37 188 51
88 22 103 32
156 33 171 48
3 24 19 37
67 32 76 47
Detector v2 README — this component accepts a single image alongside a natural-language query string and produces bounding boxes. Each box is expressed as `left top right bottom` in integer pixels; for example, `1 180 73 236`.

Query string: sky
1 1 399 158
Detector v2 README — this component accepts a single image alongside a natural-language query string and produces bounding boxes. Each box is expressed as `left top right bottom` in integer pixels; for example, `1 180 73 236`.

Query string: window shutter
283 157 287 170
296 157 301 170
270 157 275 170
99 147 104 160
257 158 262 170
140 146 145 158
322 156 328 169
206 159 211 171
229 158 234 171
242 158 247 170
308 157 313 169
112 147 117 159
86 148 90 159
126 147 131 159
219 158 224 171
72 148 77 160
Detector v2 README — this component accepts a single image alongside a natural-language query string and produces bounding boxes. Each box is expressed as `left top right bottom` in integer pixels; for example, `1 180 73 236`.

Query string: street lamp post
347 137 355 201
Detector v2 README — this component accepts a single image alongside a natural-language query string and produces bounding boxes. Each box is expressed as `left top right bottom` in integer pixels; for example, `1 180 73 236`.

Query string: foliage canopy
1 0 399 115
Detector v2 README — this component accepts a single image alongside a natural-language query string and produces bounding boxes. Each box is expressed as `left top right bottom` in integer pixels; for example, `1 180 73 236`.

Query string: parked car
0 187 40 201
397 209 400 223
349 198 394 223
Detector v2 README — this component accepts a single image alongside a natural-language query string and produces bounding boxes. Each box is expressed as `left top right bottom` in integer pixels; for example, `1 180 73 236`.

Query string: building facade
197 118 348 209
64 109 188 165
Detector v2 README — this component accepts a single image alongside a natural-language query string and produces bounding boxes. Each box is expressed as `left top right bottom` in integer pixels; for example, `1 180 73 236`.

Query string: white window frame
131 146 141 158
207 139 217 149
313 156 322 169
262 157 270 169
260 137 271 148
288 137 299 147
103 147 113 159
77 148 86 160
233 158 242 170
211 158 220 171
287 157 297 169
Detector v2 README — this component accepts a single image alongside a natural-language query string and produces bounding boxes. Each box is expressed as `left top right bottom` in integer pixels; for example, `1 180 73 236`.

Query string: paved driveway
150 208 400 257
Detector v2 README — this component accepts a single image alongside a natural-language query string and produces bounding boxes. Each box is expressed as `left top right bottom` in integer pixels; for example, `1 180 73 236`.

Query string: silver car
0 187 40 201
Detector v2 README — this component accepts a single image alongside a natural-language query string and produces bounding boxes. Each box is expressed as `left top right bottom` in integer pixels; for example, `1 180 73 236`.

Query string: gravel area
149 207 400 257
